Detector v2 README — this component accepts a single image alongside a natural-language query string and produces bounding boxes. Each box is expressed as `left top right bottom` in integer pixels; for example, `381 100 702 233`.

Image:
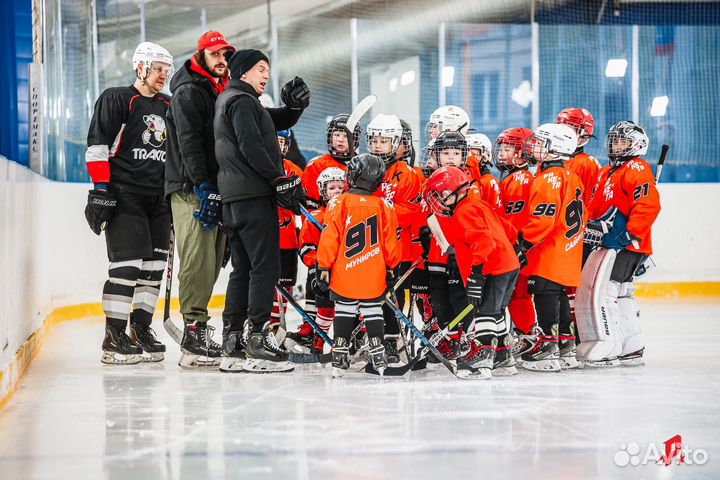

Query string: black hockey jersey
86 85 171 195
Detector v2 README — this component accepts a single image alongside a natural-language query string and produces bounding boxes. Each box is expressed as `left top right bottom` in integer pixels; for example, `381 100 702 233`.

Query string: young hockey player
517 124 586 371
84 42 173 364
424 105 470 141
424 166 521 379
581 121 661 366
466 132 503 213
316 154 401 376
302 114 360 208
286 167 347 354
493 127 538 351
556 108 602 205
366 114 422 362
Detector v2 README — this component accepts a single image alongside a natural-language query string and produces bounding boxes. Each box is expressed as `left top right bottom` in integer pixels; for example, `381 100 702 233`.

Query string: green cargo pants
170 191 226 324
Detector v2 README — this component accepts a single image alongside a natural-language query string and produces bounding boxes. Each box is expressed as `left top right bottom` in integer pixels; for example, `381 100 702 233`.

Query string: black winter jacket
165 59 221 197
214 80 303 203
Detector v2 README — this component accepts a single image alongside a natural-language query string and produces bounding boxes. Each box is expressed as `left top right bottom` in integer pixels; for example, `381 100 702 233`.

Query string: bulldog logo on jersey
141 114 167 148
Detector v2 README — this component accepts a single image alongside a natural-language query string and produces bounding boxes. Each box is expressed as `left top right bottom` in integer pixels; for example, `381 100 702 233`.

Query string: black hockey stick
163 225 184 344
655 144 669 184
276 285 333 346
365 304 474 376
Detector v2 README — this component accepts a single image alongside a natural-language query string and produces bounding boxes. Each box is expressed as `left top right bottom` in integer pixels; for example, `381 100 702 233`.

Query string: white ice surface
1 301 719 480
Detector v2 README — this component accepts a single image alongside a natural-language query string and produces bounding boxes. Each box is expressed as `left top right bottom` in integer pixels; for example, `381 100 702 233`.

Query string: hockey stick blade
365 304 474 376
276 286 334 346
299 205 324 231
347 95 376 133
287 352 332 364
427 214 453 255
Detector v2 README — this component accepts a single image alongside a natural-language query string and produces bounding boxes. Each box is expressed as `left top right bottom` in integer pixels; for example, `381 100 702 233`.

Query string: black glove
315 268 330 293
419 226 432 259
447 254 462 280
466 265 485 307
84 188 116 235
221 238 232 268
193 183 222 230
385 268 397 293
515 232 533 269
272 174 306 215
281 76 311 110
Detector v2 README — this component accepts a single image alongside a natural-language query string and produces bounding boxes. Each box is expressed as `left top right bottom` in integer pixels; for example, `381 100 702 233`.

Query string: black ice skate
521 332 561 372
382 334 400 364
619 347 645 367
368 337 387 375
243 322 294 373
129 323 165 362
101 324 142 365
332 337 351 377
512 325 541 363
179 322 222 369
493 333 517 376
558 328 579 370
456 338 495 380
284 322 314 353
219 320 247 373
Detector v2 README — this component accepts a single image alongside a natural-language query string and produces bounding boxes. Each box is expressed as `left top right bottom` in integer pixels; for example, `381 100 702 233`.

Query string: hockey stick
426 214 453 255
365 303 474 376
163 226 184 344
655 144 669 184
346 94 377 156
299 205 324 231
275 287 288 345
276 285 333 346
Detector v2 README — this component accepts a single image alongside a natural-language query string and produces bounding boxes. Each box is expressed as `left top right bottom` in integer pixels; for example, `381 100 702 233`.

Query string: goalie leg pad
618 282 643 357
575 249 623 364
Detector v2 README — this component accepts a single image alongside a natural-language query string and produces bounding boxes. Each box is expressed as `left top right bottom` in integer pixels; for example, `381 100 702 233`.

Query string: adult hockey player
517 124 586 371
316 154 401 376
84 42 173 364
556 108 602 205
214 49 310 373
579 121 660 367
302 115 360 208
165 31 235 368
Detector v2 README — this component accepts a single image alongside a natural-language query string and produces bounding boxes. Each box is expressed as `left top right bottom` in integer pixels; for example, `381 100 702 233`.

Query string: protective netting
42 0 720 182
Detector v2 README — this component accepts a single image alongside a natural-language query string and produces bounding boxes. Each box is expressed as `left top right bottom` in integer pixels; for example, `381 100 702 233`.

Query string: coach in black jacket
214 49 309 370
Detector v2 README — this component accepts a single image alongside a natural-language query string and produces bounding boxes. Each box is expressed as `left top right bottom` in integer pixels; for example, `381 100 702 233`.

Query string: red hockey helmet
423 166 473 217
556 108 594 147
492 127 534 172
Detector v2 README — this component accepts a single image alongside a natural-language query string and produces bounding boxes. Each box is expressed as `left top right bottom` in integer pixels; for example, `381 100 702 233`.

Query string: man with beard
165 31 235 369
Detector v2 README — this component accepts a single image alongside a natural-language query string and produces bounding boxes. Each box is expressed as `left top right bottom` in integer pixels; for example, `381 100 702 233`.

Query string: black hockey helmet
346 153 386 193
432 131 468 164
326 114 361 162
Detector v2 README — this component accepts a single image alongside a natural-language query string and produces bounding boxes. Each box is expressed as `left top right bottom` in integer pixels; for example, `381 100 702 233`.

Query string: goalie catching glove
85 188 116 235
272 174 306 215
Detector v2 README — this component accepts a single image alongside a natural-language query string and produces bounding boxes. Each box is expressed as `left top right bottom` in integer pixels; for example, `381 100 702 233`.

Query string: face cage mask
606 131 639 166
426 184 469 217
327 128 358 161
493 143 528 172
434 146 468 168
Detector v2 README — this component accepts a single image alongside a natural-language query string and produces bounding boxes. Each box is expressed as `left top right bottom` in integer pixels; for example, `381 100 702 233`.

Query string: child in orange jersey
517 124 586 372
465 132 503 214
556 108 602 205
583 121 660 366
424 166 521 379
285 167 347 354
316 154 401 376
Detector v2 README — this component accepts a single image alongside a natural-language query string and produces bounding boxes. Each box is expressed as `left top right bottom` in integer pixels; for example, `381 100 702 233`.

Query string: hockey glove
84 188 116 235
385 268 398 293
315 268 330 294
272 174 306 215
466 265 486 308
193 183 222 230
418 226 432 259
281 76 311 110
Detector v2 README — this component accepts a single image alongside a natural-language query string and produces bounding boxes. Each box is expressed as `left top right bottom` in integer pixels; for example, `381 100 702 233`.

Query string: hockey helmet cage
606 120 649 166
326 114 360 162
346 153 386 193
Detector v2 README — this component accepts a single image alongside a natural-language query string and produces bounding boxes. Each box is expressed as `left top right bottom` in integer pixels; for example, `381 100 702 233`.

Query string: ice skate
512 326 541 364
382 334 400 364
311 334 325 355
493 333 517 376
427 334 460 364
619 347 645 367
456 338 495 380
521 335 561 372
558 330 579 370
219 323 246 373
243 322 294 373
332 337 351 377
284 322 314 353
179 322 222 369
101 325 142 365
129 323 165 362
368 337 387 376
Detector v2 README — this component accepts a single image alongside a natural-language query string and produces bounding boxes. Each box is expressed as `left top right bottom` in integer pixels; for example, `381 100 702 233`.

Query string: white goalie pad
575 248 623 363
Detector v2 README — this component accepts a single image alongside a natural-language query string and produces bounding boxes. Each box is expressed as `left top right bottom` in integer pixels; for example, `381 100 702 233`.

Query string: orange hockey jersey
302 154 347 207
375 160 422 262
317 193 401 300
298 207 326 267
566 151 601 205
521 163 587 287
587 157 661 255
436 190 520 282
279 159 303 250
499 168 534 232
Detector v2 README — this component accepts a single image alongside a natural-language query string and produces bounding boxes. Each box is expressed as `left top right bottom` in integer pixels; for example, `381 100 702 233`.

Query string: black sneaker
129 323 165 362
102 324 142 365
179 322 222 369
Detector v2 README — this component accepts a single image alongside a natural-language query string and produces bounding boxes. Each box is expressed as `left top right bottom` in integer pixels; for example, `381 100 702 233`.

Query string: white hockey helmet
606 120 649 166
316 166 347 200
132 42 174 72
366 114 403 165
465 132 492 162
529 123 578 164
428 105 470 136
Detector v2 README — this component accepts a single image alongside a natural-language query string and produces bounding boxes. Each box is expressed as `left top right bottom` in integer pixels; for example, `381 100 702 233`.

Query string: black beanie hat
228 49 269 78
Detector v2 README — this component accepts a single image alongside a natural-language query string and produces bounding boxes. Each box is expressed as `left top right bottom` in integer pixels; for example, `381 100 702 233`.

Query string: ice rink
1 300 719 479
